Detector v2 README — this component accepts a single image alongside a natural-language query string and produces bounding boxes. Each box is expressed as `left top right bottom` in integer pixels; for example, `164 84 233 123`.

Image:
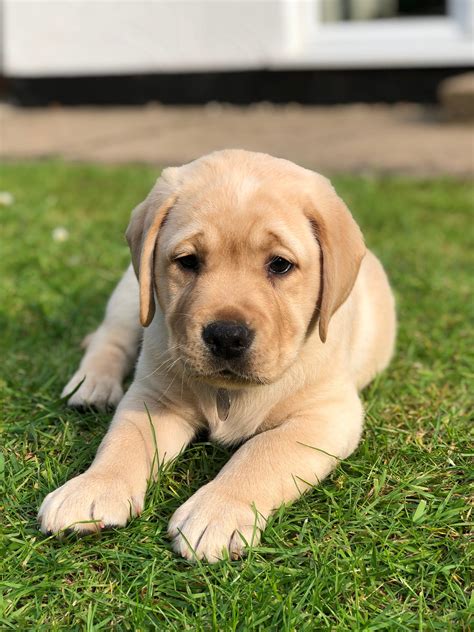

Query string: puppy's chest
194 387 270 445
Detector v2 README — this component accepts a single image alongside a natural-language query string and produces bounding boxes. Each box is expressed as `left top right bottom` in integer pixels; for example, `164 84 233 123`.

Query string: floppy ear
125 173 178 327
306 176 366 343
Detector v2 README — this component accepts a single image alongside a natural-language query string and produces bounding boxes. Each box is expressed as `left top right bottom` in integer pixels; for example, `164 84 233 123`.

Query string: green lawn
1 162 472 630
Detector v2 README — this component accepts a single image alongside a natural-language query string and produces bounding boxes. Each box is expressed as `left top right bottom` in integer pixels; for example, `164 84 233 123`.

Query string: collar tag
216 388 231 421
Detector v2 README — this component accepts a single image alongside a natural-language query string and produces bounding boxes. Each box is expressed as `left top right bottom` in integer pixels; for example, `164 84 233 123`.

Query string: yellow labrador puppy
38 150 396 562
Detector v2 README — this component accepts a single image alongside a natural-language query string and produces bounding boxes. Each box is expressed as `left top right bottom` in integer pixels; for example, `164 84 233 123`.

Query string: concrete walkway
1 102 473 177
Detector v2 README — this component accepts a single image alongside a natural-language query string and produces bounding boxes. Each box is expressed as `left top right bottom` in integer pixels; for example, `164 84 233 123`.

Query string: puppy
38 150 396 562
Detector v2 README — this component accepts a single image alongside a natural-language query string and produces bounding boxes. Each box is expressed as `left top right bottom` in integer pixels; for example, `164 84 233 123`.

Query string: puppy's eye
268 256 294 275
175 254 200 272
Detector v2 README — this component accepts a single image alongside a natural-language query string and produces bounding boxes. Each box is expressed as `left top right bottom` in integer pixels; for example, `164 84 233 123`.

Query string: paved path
1 102 473 176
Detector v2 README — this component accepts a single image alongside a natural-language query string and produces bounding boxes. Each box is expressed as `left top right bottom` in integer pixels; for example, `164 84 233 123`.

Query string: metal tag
216 388 231 421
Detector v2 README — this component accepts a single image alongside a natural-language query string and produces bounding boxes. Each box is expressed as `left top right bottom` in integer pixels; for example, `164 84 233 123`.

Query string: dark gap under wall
6 67 471 107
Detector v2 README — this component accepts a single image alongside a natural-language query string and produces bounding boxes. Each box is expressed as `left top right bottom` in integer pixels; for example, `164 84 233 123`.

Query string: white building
1 0 473 77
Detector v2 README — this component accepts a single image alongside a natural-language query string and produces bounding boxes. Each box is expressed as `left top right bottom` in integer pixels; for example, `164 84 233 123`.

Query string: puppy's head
126 150 365 388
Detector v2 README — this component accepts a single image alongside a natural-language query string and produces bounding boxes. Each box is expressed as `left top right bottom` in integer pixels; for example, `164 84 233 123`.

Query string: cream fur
39 150 396 562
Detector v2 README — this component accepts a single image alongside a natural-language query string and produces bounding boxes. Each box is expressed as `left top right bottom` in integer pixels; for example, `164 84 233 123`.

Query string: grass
1 161 472 631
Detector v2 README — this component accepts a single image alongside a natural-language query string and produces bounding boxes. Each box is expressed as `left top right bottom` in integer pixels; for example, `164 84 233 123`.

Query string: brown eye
175 254 200 272
268 256 293 275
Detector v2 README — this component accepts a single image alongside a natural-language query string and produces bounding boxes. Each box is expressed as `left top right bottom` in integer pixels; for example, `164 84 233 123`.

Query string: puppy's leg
169 387 363 562
38 385 196 535
63 264 141 410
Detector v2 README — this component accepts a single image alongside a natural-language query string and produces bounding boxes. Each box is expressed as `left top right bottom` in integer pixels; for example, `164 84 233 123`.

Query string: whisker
155 364 182 403
137 344 186 381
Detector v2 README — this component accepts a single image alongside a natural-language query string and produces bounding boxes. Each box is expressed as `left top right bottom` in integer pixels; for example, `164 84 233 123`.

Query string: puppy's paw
62 370 123 411
168 483 266 563
38 473 144 536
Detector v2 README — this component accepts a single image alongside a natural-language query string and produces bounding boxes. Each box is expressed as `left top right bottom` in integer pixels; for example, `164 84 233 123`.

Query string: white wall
2 0 291 76
2 0 473 77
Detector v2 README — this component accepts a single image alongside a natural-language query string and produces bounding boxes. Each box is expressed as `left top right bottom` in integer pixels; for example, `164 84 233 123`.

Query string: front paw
168 483 266 562
62 370 123 411
38 472 144 536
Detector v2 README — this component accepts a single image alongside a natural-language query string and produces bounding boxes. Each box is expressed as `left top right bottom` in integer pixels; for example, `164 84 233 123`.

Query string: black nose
202 320 254 359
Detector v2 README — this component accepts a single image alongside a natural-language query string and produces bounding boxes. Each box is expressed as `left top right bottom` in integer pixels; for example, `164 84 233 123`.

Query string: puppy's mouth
191 365 268 388
218 368 237 378
170 347 269 388
216 367 259 383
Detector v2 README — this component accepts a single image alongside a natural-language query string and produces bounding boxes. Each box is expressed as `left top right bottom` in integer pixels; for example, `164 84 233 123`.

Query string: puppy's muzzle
202 320 255 360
